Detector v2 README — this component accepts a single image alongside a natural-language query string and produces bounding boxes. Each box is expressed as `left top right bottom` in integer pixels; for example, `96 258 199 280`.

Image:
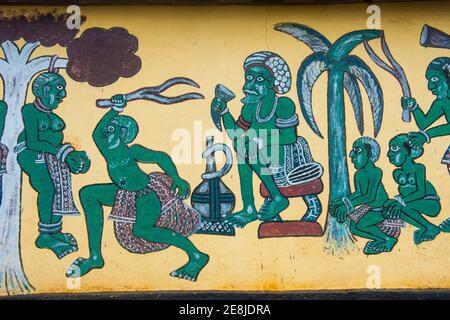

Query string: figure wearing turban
211 51 323 228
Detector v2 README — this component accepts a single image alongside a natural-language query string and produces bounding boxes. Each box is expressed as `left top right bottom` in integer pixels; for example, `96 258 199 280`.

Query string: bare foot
170 252 210 282
66 256 105 278
257 196 289 221
35 234 78 259
373 237 398 253
53 232 78 247
224 206 257 228
363 240 383 255
414 226 440 245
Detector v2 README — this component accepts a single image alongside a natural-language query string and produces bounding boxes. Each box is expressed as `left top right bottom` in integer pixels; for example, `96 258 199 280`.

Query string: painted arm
22 106 58 155
130 144 182 182
92 108 121 153
410 100 445 130
403 165 427 203
349 172 382 207
211 98 249 141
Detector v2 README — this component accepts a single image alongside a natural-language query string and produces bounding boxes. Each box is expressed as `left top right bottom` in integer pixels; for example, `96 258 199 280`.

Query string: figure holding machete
67 77 210 281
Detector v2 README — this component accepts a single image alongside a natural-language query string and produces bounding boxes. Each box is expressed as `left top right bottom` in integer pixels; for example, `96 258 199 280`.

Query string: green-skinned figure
66 95 209 282
401 57 449 170
211 51 322 228
330 137 403 255
16 72 91 259
385 134 441 245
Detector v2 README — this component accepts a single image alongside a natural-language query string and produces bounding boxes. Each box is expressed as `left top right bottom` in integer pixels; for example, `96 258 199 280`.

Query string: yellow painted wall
2 1 450 294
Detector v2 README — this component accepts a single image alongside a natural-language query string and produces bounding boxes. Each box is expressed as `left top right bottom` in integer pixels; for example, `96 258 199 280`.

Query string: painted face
349 141 369 169
102 119 126 150
387 136 409 167
242 66 275 104
40 76 67 109
426 69 449 99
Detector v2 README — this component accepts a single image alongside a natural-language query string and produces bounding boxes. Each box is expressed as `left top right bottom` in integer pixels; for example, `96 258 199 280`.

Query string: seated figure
66 95 209 282
211 51 323 228
330 137 403 255
384 133 441 245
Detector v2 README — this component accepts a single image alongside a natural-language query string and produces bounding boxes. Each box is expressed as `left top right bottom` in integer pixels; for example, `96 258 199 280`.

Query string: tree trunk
0 69 34 295
323 67 356 255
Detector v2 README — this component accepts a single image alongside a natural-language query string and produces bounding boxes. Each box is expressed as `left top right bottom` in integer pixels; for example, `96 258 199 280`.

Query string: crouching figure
330 137 404 255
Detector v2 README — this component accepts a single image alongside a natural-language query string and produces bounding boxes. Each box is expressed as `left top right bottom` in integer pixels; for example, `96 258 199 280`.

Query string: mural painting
0 4 448 295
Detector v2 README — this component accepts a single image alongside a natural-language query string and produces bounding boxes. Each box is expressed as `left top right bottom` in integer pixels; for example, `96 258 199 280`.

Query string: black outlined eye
256 76 264 82
390 145 399 152
56 85 64 90
246 75 254 81
107 125 115 132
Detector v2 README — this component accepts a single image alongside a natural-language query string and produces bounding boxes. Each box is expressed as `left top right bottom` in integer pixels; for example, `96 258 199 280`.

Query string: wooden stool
258 179 324 238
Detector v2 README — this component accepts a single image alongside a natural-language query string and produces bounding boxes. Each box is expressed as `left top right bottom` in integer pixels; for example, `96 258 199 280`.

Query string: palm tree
275 23 383 255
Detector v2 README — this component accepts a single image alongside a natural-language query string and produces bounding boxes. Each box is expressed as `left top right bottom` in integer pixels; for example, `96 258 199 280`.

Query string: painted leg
133 191 209 282
357 212 397 254
250 146 288 221
300 195 322 222
400 200 441 245
224 139 257 228
66 183 118 278
18 150 77 259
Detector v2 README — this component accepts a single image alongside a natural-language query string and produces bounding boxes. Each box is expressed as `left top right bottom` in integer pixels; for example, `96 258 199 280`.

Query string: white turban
243 51 291 94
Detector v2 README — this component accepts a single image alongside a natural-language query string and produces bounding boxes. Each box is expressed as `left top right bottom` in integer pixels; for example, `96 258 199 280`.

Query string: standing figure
66 95 209 281
401 57 449 170
211 51 322 228
330 137 403 255
16 72 90 259
385 134 441 245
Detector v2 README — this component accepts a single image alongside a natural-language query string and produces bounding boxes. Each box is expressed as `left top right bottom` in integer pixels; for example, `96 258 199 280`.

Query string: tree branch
26 56 68 77
0 41 20 64
19 42 41 64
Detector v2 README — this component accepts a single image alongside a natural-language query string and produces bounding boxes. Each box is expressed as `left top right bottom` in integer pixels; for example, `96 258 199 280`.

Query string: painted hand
385 201 402 219
408 132 427 148
111 94 127 109
211 98 226 113
66 151 91 174
335 205 348 224
401 96 416 110
171 178 191 200
329 199 343 212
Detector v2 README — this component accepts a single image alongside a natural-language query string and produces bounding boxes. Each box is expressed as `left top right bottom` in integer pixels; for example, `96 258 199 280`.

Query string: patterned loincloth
270 136 323 187
108 172 201 254
44 153 79 216
0 143 8 175
348 204 405 238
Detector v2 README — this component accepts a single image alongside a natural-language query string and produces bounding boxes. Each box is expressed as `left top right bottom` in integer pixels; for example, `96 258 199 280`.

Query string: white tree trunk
0 41 67 295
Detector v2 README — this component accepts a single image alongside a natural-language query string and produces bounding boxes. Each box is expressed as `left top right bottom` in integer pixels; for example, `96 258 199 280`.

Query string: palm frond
344 55 383 136
297 52 331 138
274 23 331 53
343 73 364 135
328 30 381 61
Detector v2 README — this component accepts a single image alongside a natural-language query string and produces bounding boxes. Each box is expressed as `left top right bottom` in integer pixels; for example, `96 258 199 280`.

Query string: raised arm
130 144 182 182
22 105 58 155
211 98 250 142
